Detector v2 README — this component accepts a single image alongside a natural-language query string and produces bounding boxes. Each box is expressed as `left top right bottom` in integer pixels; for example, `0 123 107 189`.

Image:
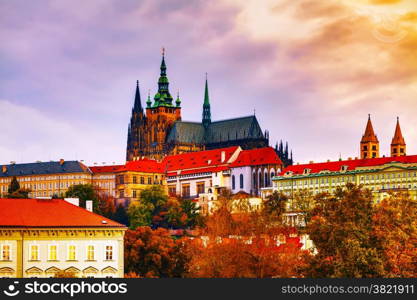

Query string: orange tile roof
0 198 125 228
163 146 239 172
89 165 124 173
116 159 166 173
280 155 417 176
361 115 379 143
230 147 282 167
391 118 406 145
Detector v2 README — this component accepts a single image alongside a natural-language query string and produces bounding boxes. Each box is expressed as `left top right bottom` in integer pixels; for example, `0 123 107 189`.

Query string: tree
127 186 202 230
65 184 100 213
372 192 417 277
303 183 385 278
184 189 307 278
6 176 30 198
112 204 129 226
124 227 189 278
263 191 288 221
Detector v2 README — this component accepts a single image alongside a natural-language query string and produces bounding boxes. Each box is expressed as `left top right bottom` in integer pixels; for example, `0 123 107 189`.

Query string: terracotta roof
279 155 417 176
230 147 282 167
163 146 239 172
116 159 165 173
89 165 124 173
0 198 125 228
361 115 379 143
391 117 406 145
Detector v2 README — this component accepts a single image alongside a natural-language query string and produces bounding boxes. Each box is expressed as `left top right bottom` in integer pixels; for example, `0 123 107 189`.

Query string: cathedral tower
391 117 406 157
360 114 379 159
126 81 146 161
144 49 182 159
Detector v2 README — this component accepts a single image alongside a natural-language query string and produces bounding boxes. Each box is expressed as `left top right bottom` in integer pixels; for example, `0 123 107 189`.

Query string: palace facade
264 116 414 203
126 52 293 164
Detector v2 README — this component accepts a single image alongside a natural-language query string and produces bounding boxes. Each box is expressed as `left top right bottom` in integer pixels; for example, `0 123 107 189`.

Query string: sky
0 0 416 166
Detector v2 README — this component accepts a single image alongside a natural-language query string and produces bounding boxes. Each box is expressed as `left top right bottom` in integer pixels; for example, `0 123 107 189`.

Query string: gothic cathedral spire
202 73 211 128
391 117 406 157
360 114 379 159
154 48 174 107
133 80 143 113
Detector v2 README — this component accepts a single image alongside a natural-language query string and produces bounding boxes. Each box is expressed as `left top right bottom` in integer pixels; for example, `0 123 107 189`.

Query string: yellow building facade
0 198 126 278
0 160 92 198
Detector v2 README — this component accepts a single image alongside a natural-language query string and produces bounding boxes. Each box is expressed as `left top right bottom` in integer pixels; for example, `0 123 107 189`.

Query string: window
133 176 137 184
148 177 152 184
1 245 10 261
105 246 113 260
197 182 205 195
182 185 190 197
68 245 76 261
30 245 39 261
140 177 145 184
48 245 57 261
232 175 236 190
87 245 95 261
168 186 176 196
240 174 244 189
132 190 137 198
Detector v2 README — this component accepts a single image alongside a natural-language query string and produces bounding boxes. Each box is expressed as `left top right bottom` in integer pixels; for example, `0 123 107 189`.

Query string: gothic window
232 175 236 190
253 173 257 187
239 174 244 189
259 172 262 188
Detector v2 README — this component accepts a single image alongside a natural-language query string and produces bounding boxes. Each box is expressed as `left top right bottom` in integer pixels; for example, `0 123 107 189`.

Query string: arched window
240 174 244 189
253 173 257 187
259 172 262 188
232 175 236 190
264 172 269 187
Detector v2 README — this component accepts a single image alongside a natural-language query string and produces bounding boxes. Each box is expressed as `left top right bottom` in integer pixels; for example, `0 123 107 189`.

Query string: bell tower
360 114 379 159
391 117 406 157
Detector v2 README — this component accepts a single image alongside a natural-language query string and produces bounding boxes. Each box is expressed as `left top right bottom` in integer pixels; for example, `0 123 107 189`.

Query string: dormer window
303 168 311 175
340 165 348 172
285 171 293 176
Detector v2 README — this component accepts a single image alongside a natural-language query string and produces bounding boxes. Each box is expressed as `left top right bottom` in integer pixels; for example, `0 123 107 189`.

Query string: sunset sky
0 0 416 166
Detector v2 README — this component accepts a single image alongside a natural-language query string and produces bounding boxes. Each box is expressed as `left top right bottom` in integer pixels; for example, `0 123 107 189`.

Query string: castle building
264 115 414 204
126 52 290 162
0 160 92 198
0 198 125 278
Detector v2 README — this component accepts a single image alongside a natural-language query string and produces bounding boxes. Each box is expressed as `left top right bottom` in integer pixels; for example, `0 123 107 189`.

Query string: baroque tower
360 114 379 159
391 117 406 157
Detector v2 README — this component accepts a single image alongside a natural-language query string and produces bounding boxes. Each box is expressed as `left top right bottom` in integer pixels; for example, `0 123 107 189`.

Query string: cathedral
126 51 293 165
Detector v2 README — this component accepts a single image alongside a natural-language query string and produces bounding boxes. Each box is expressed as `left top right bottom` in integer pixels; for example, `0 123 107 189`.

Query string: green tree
112 204 129 226
65 184 100 213
304 183 385 278
6 176 30 198
127 186 202 230
263 191 288 222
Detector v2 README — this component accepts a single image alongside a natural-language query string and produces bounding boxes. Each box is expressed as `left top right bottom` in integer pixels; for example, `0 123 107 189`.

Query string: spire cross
162 47 165 57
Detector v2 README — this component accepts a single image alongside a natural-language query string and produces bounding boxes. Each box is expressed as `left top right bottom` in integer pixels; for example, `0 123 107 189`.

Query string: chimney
64 198 79 206
59 159 65 165
2 166 7 173
86 200 93 212
309 161 314 164
221 151 226 163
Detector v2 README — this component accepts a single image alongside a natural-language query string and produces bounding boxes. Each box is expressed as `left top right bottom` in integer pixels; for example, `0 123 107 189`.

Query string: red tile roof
0 198 125 228
230 147 282 167
163 146 239 172
167 166 229 177
89 165 123 173
116 159 165 173
280 155 417 176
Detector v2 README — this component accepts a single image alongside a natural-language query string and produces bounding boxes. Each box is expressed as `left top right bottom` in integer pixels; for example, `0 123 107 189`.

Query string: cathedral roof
205 116 264 144
166 115 265 145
